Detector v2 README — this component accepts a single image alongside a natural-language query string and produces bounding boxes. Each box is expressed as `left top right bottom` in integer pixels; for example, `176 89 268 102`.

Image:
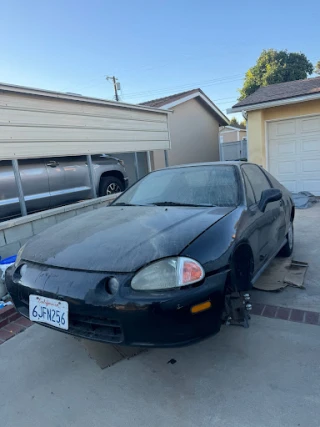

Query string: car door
241 164 282 268
262 169 288 245
45 156 91 208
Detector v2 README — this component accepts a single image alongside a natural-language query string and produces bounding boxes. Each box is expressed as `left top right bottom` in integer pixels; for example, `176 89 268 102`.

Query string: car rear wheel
99 176 124 196
279 222 294 257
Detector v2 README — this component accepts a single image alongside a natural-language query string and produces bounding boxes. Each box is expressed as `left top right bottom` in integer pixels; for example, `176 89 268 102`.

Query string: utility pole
106 76 120 101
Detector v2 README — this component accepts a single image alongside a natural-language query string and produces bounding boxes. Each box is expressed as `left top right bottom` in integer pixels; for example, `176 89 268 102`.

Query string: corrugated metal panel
0 87 170 160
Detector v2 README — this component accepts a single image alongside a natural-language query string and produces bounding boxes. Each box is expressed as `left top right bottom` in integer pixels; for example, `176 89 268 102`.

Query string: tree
239 49 314 100
229 117 246 129
315 61 320 75
240 119 246 129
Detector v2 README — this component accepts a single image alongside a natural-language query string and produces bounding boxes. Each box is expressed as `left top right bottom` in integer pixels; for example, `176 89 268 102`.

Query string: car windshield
113 165 239 207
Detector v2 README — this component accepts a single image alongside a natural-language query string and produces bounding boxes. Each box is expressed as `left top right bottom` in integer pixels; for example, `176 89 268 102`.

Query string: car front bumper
6 262 228 348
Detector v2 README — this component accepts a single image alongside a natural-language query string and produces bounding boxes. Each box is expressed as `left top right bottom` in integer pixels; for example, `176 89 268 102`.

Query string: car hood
22 206 234 272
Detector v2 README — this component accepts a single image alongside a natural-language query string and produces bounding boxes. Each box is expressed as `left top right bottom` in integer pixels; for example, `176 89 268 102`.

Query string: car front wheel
99 176 124 196
279 222 294 257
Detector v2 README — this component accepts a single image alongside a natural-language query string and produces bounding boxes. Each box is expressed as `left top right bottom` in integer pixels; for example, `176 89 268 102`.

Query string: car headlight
131 257 205 291
14 244 26 267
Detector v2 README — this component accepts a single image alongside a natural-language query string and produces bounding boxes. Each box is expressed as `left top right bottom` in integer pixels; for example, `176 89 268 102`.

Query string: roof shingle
232 76 320 109
140 89 200 108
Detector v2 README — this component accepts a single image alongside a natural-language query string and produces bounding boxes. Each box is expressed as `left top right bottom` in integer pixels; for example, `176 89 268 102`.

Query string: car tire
99 176 124 196
279 221 294 257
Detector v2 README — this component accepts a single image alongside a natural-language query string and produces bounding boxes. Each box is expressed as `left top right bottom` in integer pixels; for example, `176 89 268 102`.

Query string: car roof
158 161 247 171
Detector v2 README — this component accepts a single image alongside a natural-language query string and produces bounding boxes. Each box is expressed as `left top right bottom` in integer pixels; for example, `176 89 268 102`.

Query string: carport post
134 152 140 180
12 159 27 216
164 150 169 167
240 138 244 159
86 155 97 198
146 151 152 173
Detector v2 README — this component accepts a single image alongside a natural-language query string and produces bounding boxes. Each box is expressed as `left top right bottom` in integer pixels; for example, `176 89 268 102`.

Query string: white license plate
29 295 69 330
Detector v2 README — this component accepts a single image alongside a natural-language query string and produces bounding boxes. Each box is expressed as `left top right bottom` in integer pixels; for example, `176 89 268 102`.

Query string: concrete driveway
1 204 320 427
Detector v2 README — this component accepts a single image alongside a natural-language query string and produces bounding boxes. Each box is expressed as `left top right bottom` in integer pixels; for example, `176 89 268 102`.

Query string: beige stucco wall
220 130 238 143
247 99 320 167
247 110 265 166
220 129 247 143
239 129 247 139
152 98 220 170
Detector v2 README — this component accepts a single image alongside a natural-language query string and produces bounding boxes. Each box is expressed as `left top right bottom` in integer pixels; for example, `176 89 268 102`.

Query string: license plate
29 295 69 330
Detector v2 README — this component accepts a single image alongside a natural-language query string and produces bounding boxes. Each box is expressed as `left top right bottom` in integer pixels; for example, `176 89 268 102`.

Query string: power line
64 55 196 92
123 74 244 98
65 71 244 102
123 79 243 103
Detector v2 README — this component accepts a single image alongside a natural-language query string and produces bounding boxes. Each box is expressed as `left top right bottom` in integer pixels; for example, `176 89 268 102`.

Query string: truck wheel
99 177 124 196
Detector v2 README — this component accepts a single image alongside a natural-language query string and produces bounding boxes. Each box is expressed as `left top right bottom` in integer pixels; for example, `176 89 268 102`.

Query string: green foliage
229 117 239 126
315 61 320 75
229 117 246 129
240 119 246 129
239 49 314 100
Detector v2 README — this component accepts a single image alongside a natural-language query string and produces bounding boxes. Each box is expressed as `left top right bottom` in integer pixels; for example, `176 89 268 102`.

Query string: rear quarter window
263 169 286 191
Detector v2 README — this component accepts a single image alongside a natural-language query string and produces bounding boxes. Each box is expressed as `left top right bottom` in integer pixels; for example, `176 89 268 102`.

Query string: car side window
263 169 283 190
242 171 255 206
242 165 271 202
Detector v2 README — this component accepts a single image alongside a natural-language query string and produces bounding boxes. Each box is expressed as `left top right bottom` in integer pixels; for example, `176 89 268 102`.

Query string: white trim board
159 92 229 125
220 125 246 132
219 129 247 134
265 112 320 123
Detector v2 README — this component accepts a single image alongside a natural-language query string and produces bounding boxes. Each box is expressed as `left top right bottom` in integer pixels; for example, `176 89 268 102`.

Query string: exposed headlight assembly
131 257 205 291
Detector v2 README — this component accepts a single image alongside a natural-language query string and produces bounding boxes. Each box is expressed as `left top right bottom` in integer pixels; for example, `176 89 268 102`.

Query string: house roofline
220 128 247 134
227 92 320 114
220 125 246 132
159 91 229 125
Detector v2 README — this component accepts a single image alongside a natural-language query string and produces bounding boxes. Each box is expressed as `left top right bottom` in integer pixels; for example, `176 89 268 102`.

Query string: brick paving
251 304 320 326
0 301 319 346
0 305 33 345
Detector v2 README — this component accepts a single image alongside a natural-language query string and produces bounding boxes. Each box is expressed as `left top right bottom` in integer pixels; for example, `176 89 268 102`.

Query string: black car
6 162 294 347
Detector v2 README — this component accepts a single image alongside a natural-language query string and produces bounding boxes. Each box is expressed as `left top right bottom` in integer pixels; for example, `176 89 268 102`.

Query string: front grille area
68 314 123 343
17 287 123 344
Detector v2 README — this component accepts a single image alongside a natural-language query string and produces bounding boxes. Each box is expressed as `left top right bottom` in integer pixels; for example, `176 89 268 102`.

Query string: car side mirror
258 188 282 212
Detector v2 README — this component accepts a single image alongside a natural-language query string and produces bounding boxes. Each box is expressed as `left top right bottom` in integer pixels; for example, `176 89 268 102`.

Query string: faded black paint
21 205 234 272
6 162 294 347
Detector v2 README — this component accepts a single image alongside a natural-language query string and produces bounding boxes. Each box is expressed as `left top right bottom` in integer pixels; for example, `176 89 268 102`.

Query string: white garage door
268 114 320 195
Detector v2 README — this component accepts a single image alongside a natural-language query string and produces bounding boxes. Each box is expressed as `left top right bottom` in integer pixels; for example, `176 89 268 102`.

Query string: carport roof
229 76 320 113
0 82 170 114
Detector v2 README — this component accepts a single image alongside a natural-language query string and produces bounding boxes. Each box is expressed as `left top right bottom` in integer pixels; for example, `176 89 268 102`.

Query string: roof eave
159 92 230 126
227 92 320 114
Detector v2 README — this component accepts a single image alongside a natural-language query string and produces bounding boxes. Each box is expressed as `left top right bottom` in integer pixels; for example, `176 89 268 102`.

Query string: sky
0 0 319 120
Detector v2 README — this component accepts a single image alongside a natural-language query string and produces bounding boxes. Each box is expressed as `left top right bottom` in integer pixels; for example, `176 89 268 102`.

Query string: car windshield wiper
152 202 216 207
112 202 151 206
